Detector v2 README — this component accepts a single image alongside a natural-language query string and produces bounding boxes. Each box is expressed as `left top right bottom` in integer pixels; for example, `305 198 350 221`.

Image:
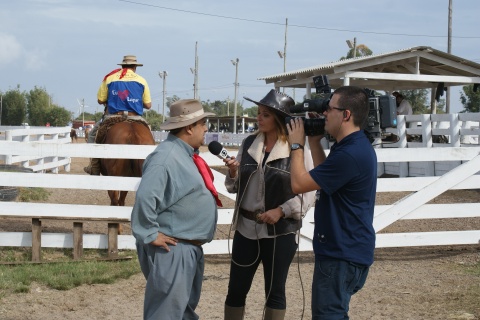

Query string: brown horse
84 128 91 142
70 128 78 142
99 120 155 206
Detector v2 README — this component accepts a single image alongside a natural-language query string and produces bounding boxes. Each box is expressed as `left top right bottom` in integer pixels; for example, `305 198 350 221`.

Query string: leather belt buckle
239 208 264 224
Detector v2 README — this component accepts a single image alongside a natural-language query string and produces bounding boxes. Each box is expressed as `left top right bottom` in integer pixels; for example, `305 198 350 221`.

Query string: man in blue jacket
131 99 218 320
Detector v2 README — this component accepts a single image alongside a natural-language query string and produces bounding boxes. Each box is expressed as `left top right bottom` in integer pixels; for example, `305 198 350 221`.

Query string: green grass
0 248 140 298
18 187 51 202
466 261 480 276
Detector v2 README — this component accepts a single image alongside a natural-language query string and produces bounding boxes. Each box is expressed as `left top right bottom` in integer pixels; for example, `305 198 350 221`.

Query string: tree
340 44 373 60
1 87 27 125
243 106 258 118
143 109 164 131
75 112 96 121
202 100 226 115
459 84 480 113
397 89 445 114
45 105 72 126
199 99 244 117
398 89 429 114
26 86 51 126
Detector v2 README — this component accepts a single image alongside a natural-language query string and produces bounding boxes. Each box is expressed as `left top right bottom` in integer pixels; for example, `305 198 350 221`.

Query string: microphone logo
219 149 229 159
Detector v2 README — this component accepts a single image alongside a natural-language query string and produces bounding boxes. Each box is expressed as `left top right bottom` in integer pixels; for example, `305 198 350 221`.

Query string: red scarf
103 68 128 81
192 153 223 207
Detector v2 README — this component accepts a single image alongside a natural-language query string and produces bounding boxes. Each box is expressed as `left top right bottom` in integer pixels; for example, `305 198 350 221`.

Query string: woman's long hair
254 110 288 143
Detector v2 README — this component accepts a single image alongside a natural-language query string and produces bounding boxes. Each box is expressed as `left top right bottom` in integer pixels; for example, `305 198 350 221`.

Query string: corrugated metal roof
259 46 480 81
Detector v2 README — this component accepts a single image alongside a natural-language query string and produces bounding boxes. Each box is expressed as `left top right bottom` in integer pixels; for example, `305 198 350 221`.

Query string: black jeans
225 230 298 309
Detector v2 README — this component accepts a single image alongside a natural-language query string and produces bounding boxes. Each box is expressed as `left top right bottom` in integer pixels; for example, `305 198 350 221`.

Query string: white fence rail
0 141 479 255
0 126 72 173
2 112 479 177
382 113 480 177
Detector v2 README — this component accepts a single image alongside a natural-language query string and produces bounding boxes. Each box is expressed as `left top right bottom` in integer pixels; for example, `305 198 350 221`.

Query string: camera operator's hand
286 117 306 147
307 112 322 119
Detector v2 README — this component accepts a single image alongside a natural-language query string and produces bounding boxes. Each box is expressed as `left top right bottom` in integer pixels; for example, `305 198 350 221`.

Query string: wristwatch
290 143 304 151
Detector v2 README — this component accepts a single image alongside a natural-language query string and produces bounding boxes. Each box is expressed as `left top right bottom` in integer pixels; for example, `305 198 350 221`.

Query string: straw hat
118 55 143 66
160 99 215 130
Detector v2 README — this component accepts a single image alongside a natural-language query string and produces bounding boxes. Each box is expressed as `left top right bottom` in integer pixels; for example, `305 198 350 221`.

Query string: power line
118 0 480 39
150 82 271 99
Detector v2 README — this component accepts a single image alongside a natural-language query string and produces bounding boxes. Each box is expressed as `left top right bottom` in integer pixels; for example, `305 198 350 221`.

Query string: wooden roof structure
260 46 480 97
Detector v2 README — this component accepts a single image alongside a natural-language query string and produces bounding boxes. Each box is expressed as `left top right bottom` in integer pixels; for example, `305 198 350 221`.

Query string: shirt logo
117 90 129 101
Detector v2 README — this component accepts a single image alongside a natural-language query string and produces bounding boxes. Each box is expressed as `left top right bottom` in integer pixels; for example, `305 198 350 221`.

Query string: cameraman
286 86 377 319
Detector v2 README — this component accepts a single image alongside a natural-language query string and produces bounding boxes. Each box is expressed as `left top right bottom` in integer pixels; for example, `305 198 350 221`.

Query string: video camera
285 75 397 141
285 75 330 136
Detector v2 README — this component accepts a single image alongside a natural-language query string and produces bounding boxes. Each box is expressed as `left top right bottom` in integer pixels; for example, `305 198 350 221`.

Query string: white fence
0 141 479 255
3 112 478 177
381 113 480 177
0 126 72 173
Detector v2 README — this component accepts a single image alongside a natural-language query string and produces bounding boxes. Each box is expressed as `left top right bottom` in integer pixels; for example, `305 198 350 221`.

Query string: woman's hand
223 156 239 178
257 207 284 224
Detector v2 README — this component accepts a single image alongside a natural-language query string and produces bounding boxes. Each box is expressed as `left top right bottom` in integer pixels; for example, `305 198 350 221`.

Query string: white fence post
397 115 408 177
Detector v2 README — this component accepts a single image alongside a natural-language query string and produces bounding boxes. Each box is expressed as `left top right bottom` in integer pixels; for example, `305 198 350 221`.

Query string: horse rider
84 54 152 175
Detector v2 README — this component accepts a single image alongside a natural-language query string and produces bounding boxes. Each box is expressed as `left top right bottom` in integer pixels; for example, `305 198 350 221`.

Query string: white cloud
0 32 47 71
24 48 48 71
0 33 22 66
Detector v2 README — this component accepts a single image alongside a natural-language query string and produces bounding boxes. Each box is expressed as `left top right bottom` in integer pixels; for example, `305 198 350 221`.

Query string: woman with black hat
223 89 315 320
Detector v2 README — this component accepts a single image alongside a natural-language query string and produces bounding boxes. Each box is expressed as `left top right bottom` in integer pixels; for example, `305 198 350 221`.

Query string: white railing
381 113 480 177
0 141 479 255
0 126 72 173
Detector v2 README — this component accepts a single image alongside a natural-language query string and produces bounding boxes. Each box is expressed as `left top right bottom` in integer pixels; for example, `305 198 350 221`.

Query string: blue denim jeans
311 257 370 320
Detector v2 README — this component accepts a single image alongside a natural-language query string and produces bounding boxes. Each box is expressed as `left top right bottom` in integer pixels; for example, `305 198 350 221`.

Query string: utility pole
227 97 230 116
277 18 288 93
0 94 2 126
231 58 239 134
193 41 199 99
446 0 453 113
81 98 85 127
159 71 168 122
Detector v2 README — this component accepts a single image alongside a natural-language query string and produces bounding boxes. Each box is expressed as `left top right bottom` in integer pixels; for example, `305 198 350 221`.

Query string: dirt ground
0 142 479 320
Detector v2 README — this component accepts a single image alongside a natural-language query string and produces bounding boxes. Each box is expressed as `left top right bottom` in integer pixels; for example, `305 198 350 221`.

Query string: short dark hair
333 86 369 128
169 119 203 136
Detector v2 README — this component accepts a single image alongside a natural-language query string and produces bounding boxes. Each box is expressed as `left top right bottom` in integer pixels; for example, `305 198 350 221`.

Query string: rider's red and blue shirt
97 69 151 115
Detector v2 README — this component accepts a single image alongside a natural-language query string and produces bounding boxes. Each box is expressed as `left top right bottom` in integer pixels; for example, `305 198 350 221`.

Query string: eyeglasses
326 104 346 112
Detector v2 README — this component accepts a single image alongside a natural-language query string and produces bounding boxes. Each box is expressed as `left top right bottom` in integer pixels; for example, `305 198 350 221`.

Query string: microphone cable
226 152 307 320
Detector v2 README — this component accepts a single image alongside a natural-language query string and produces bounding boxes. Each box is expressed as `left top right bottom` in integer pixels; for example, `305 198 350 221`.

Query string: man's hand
150 232 178 251
286 117 306 146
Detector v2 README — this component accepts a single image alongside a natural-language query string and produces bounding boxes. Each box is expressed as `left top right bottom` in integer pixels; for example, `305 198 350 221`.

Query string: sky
1 0 479 118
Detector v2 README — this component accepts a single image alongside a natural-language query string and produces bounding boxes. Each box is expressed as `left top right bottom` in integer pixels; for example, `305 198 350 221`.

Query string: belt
110 111 139 116
239 208 264 224
177 238 204 246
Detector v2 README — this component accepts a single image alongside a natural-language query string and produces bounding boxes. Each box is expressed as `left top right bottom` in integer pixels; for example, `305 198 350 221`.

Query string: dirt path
0 145 479 319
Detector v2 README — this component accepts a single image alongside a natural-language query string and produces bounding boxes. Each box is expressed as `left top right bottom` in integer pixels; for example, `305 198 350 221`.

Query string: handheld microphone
208 141 231 160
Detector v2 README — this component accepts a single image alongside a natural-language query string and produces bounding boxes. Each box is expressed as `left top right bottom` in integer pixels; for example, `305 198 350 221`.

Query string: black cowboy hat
244 89 294 118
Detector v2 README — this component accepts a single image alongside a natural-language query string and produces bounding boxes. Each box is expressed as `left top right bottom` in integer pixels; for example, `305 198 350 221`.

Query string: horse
84 127 91 142
70 128 78 142
98 118 155 206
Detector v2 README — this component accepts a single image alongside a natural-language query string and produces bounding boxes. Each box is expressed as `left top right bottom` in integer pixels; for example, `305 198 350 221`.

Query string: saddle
95 115 150 144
